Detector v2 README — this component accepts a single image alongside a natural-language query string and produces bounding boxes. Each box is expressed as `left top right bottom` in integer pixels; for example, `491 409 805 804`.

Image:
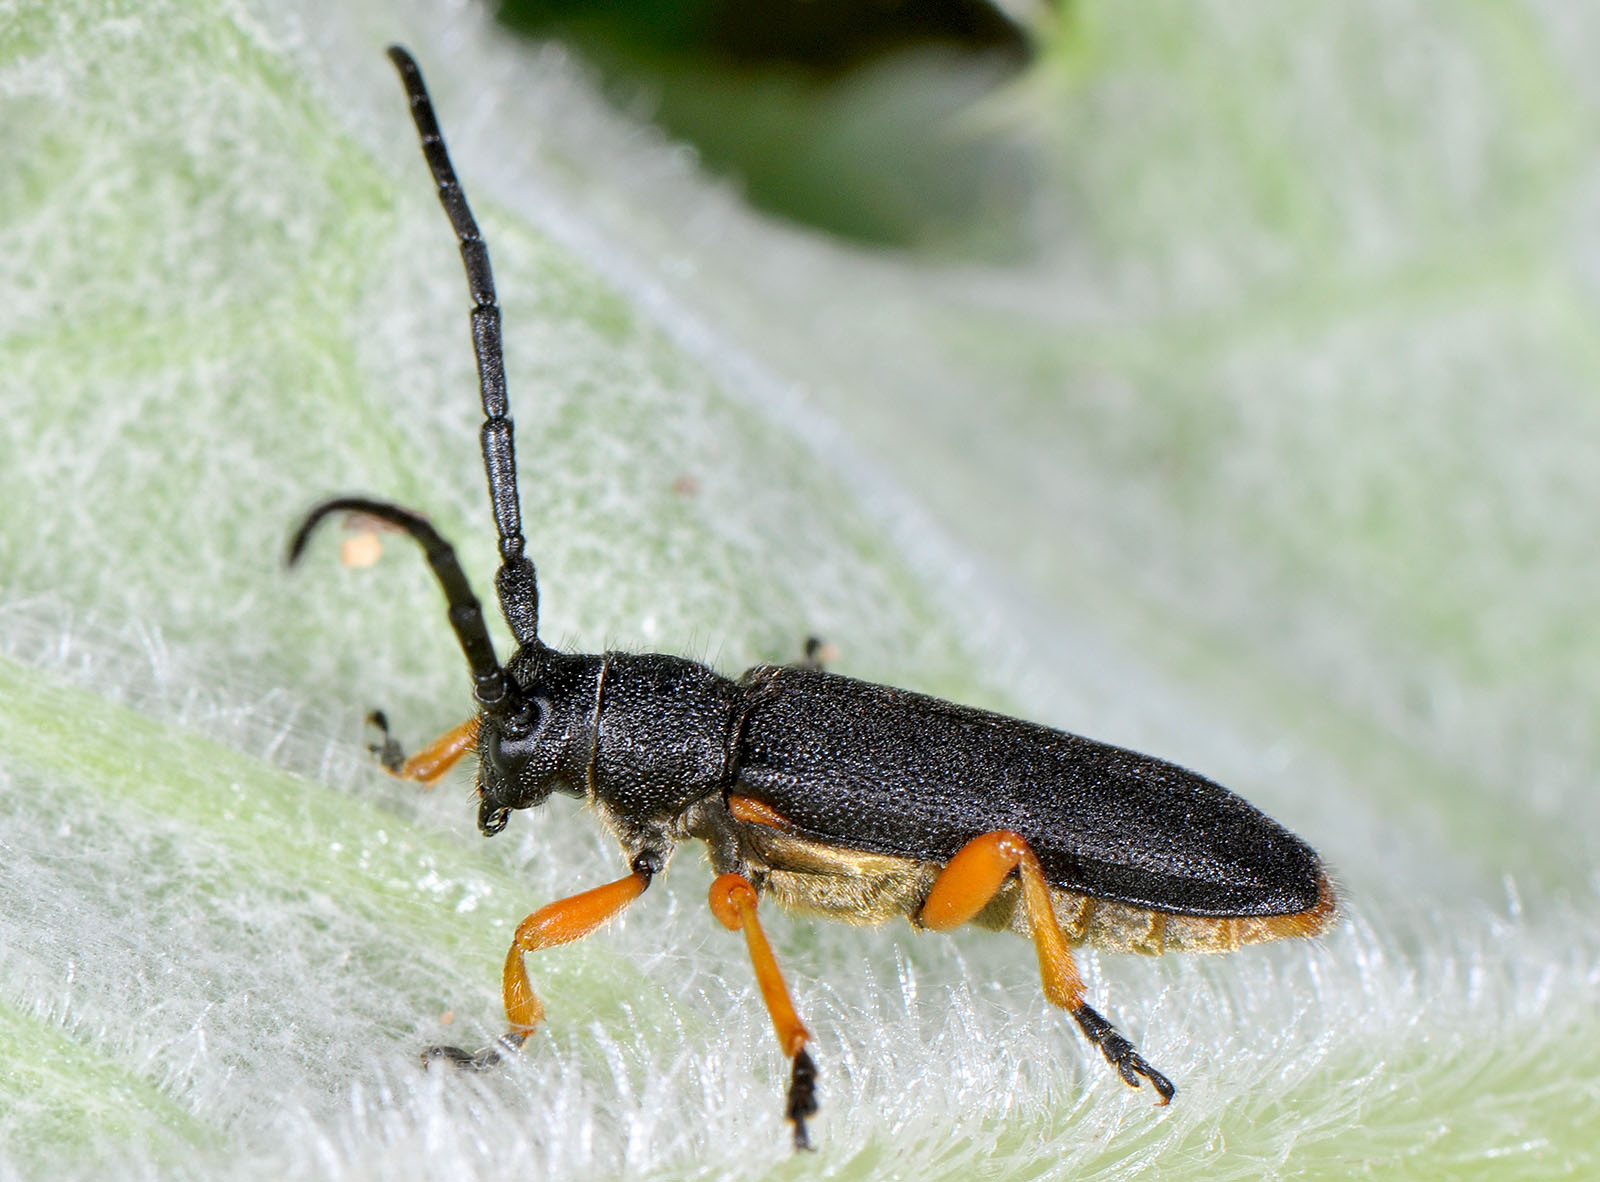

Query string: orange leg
727 795 798 833
709 873 819 1150
426 859 653 1070
368 712 479 787
920 831 1174 1104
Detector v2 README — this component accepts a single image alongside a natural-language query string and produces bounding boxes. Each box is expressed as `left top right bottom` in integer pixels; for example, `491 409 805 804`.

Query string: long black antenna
288 498 524 717
387 45 540 647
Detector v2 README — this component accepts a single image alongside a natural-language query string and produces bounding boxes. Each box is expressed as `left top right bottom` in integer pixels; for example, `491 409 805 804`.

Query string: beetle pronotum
290 46 1335 1149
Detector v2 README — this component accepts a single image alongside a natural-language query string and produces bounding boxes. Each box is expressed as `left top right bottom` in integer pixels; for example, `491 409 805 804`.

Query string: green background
2 0 1597 1177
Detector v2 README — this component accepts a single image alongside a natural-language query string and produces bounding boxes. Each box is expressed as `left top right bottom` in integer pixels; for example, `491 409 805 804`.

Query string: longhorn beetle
289 46 1335 1150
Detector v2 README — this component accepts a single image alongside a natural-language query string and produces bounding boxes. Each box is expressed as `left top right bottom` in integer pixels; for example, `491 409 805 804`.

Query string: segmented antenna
387 45 540 647
288 498 522 715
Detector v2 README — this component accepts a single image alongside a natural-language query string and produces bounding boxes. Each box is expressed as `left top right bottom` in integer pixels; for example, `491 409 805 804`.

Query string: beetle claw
1071 1003 1175 1105
1103 1038 1174 1103
422 1032 524 1072
422 1043 498 1071
1122 1054 1175 1105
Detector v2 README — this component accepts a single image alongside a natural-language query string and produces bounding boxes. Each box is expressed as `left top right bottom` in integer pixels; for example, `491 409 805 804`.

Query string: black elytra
288 45 1334 1149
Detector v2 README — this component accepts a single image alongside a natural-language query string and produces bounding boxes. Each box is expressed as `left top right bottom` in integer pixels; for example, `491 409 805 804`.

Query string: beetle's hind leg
708 874 819 1150
919 831 1174 1105
367 711 479 786
1069 1003 1172 1098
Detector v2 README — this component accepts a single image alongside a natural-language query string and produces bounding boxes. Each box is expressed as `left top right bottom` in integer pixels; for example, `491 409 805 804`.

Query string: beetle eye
498 696 545 740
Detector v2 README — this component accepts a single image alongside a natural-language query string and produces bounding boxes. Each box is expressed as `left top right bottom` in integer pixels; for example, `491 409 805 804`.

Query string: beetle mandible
289 46 1335 1150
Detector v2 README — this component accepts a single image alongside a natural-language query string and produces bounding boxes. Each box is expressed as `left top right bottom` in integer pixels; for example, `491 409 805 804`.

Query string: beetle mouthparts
478 802 511 837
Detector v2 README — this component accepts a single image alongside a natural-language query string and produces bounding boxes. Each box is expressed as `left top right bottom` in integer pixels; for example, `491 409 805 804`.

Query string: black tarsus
287 497 522 718
1071 1003 1175 1105
423 1031 527 1073
787 1047 820 1151
386 45 540 648
797 636 829 672
366 709 406 773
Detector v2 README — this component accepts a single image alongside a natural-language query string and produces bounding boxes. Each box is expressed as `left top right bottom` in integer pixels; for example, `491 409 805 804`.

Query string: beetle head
473 646 599 835
290 498 582 836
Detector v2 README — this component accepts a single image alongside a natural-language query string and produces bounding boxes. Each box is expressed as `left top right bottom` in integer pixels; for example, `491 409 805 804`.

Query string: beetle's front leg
708 873 819 1150
367 710 480 787
920 831 1175 1104
426 852 659 1070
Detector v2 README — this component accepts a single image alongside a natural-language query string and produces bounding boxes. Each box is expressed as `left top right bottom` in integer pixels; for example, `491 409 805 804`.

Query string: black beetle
289 46 1335 1150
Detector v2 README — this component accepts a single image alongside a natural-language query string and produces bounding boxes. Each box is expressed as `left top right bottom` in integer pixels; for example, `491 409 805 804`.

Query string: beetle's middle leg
426 853 656 1070
367 711 479 786
795 636 836 672
919 831 1175 1105
708 873 819 1150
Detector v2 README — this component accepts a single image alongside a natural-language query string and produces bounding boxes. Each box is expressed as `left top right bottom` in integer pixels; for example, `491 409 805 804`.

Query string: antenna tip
286 497 427 569
285 502 335 568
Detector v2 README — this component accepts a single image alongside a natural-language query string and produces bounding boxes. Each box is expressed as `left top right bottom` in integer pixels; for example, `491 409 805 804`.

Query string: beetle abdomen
734 666 1325 920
